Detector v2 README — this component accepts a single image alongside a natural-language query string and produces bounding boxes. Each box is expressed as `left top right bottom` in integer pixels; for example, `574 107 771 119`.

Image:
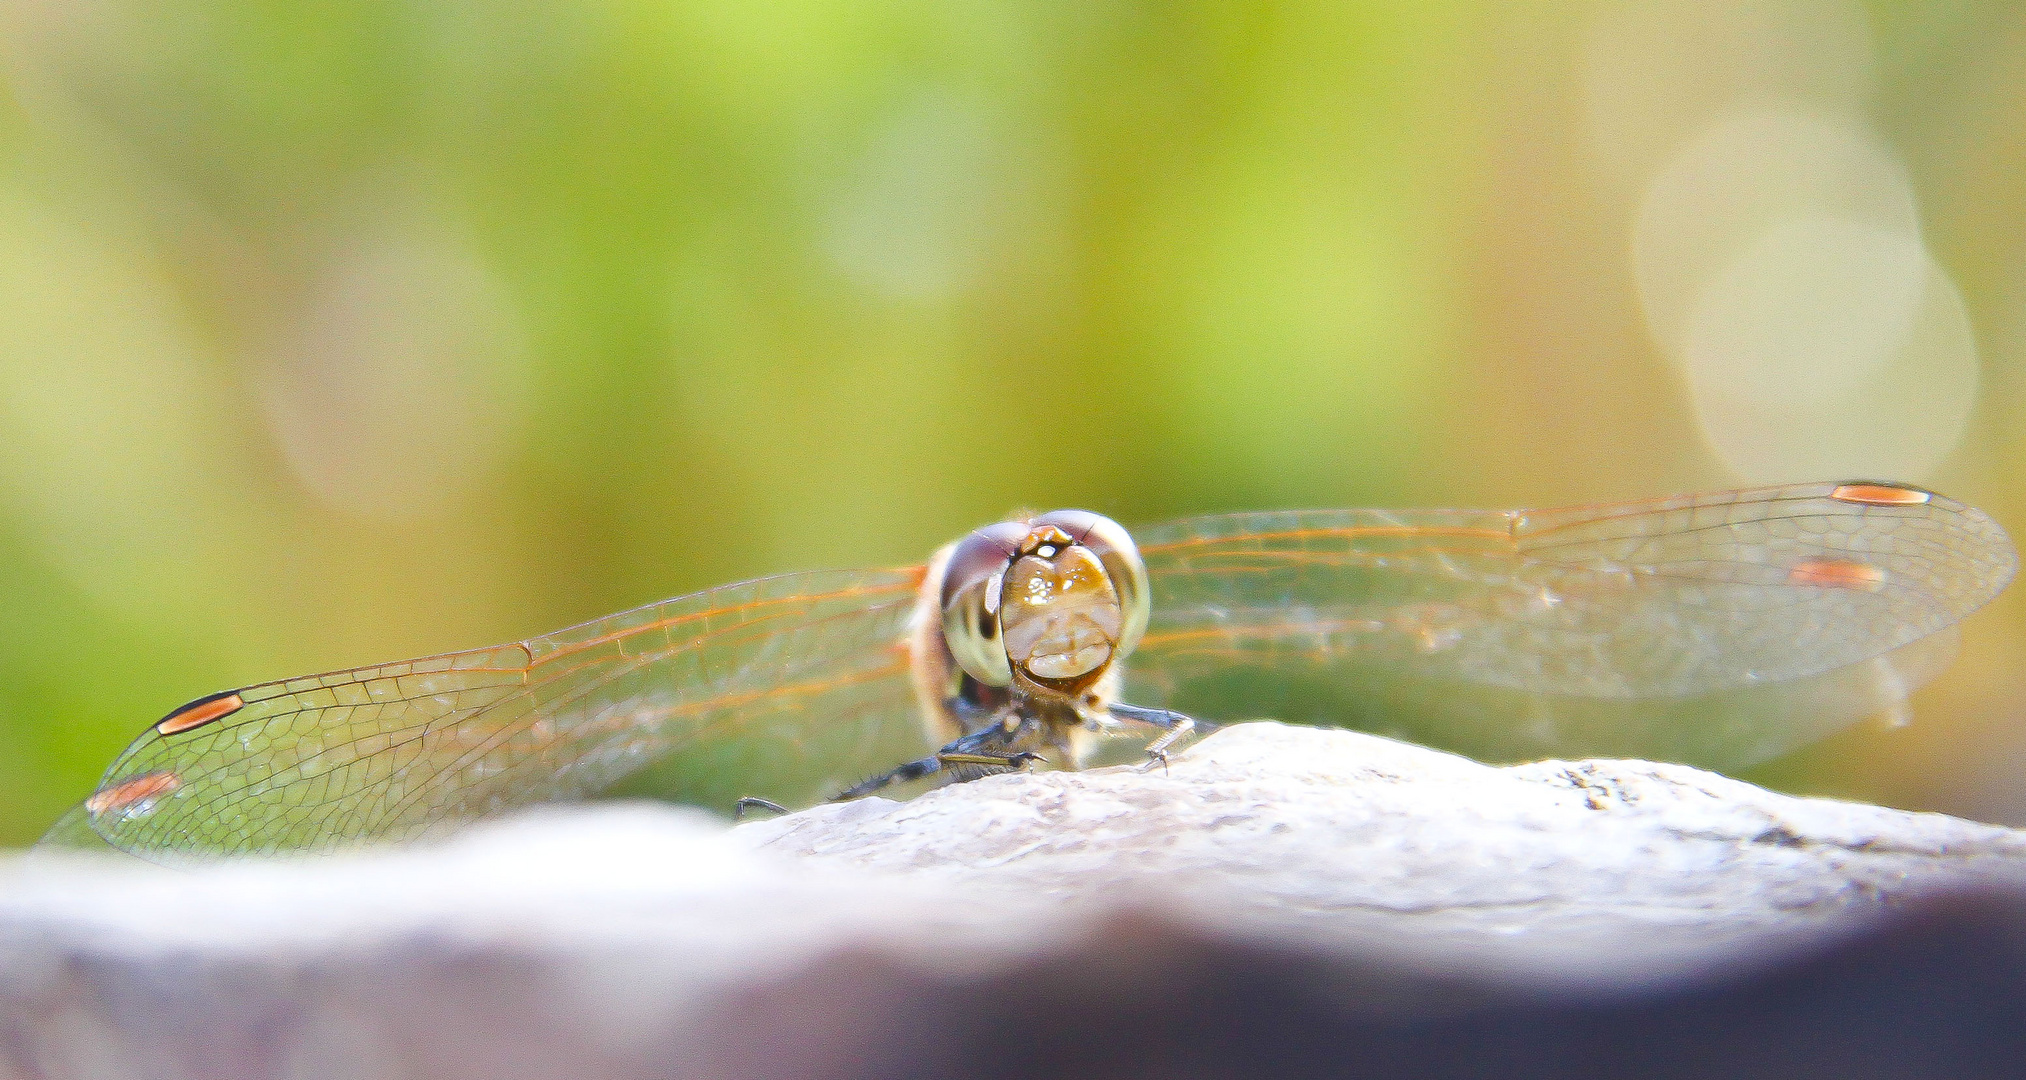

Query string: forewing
1126 482 2014 759
64 567 929 860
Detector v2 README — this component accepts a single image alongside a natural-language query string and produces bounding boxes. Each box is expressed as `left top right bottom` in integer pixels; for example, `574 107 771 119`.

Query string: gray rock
5 722 2026 1080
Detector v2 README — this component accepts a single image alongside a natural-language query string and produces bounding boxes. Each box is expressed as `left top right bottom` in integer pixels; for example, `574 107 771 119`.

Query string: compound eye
939 525 1021 687
1029 510 1150 661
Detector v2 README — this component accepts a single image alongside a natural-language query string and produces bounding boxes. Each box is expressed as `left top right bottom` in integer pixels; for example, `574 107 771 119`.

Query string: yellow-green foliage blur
2 1 2024 844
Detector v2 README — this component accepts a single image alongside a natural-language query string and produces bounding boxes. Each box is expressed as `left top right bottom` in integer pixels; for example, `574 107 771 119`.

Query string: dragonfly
45 480 2016 861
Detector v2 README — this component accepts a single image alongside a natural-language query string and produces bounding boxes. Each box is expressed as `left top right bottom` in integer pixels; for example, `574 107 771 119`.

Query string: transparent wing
1125 481 2016 768
60 567 930 860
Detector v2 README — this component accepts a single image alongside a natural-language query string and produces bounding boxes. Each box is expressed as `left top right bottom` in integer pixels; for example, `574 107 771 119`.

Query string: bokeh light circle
1677 215 1978 480
1633 108 1979 481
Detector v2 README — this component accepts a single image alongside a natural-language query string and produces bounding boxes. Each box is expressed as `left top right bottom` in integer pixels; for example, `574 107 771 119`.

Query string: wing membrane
67 568 929 859
1125 482 2015 766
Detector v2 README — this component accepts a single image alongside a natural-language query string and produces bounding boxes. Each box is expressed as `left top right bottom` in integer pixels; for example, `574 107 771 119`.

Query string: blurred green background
2 0 2025 845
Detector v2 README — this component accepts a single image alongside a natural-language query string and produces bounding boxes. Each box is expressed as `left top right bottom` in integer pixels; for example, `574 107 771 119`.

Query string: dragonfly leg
832 725 1047 801
1108 702 1215 773
732 797 788 822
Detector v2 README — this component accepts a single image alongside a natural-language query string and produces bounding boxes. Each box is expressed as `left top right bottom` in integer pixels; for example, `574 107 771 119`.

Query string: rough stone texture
740 723 2026 979
6 722 2026 1080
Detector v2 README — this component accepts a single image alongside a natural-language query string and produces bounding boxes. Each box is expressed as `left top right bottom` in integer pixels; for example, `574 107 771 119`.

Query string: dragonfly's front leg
831 721 1046 801
1108 702 1215 772
732 796 788 821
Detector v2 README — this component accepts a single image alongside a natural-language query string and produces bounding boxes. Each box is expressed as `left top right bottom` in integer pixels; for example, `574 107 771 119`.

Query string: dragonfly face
47 480 2018 861
933 512 1148 691
897 511 1159 782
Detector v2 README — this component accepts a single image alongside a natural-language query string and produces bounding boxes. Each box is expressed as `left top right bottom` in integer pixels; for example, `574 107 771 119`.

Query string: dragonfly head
938 510 1150 696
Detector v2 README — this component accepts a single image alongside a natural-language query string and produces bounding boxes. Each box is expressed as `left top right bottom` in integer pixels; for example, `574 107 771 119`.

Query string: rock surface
740 723 2026 978
6 722 2026 1080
